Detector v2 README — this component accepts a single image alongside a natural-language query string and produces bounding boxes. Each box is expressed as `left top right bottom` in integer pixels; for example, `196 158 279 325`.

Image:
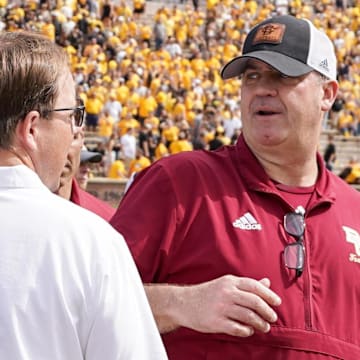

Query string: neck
251 146 319 187
0 147 32 167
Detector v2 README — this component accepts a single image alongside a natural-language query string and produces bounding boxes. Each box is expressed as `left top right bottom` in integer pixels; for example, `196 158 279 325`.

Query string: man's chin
51 180 62 194
58 173 72 187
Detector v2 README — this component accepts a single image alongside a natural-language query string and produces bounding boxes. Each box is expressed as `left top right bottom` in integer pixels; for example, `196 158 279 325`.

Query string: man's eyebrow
243 61 261 71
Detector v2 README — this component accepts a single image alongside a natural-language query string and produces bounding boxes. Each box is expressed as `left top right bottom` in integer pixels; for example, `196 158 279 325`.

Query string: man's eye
280 73 290 79
243 72 259 80
279 73 302 85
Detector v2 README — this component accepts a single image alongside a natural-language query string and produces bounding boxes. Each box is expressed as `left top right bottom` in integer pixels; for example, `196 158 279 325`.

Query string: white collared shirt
0 165 167 360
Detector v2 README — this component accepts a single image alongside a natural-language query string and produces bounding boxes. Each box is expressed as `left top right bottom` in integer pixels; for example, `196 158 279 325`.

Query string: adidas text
233 222 262 230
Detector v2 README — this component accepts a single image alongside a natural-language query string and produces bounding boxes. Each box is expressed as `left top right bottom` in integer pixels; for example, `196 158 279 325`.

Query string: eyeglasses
283 208 306 277
49 105 85 127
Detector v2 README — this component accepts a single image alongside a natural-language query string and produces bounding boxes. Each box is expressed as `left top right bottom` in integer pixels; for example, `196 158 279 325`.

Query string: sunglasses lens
284 243 304 269
284 213 304 237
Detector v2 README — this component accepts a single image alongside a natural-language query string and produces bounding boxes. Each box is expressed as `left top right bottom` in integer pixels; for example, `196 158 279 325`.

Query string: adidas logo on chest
233 212 262 230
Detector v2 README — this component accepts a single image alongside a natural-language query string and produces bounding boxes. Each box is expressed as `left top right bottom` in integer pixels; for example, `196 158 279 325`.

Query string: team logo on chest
343 226 360 264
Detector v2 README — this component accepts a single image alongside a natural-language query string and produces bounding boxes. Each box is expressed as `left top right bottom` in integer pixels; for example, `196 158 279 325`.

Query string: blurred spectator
138 88 158 125
57 134 115 221
275 0 289 15
217 125 231 145
139 123 159 161
133 0 146 17
100 133 117 176
97 109 115 140
117 111 140 136
209 126 226 151
119 126 137 169
339 156 360 184
108 158 128 179
153 17 167 50
323 134 337 171
192 0 199 11
154 136 170 160
164 36 182 58
192 131 208 150
103 92 122 124
231 128 242 145
169 130 193 154
223 108 242 139
338 109 356 137
162 118 180 147
100 0 114 21
84 91 103 132
83 36 101 58
128 148 151 177
76 146 103 191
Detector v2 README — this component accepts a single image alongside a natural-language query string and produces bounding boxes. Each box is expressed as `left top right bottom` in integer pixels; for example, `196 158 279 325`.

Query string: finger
227 304 273 333
231 290 278 324
236 277 282 306
220 318 255 337
259 277 271 287
236 289 279 323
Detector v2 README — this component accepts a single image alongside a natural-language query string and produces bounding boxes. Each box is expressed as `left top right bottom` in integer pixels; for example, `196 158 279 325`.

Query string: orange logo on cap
252 23 285 45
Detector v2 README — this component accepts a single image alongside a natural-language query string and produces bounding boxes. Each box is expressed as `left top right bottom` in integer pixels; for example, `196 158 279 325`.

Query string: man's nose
254 75 279 97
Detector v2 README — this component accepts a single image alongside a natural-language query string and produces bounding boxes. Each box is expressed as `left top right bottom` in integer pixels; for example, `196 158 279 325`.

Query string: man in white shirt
120 127 137 170
0 30 167 360
103 92 122 123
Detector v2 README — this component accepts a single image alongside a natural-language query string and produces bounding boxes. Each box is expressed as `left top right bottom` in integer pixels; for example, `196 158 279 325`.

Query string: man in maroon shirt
110 15 360 359
57 131 115 221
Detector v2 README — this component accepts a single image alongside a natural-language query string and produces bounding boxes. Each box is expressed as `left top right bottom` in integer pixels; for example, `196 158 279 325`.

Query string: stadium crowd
1 0 360 180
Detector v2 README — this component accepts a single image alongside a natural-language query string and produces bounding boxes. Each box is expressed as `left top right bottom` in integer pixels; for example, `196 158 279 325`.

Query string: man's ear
16 110 42 151
321 80 339 112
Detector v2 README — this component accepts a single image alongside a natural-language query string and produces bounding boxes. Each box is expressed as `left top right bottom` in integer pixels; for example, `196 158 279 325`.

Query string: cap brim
221 51 313 80
80 151 102 163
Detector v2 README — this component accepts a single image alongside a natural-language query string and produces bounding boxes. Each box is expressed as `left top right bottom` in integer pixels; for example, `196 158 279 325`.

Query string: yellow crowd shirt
98 114 115 138
155 142 169 160
128 156 151 176
108 160 127 179
169 139 193 154
85 97 103 115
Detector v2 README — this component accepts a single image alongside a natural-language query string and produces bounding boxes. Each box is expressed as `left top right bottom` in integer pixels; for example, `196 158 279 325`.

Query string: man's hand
145 275 281 336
